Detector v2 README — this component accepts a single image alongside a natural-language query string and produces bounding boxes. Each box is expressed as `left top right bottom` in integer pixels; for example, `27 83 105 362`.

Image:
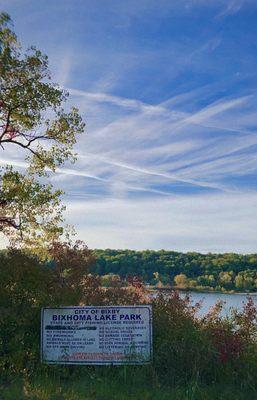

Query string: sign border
41 305 152 365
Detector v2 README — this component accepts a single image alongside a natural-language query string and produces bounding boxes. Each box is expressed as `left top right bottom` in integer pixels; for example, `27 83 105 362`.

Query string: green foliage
173 273 188 288
0 245 95 375
153 293 212 385
2 249 257 393
0 13 85 247
93 249 257 292
0 250 52 374
0 377 255 400
0 166 65 247
1 375 257 400
0 14 84 172
0 247 147 376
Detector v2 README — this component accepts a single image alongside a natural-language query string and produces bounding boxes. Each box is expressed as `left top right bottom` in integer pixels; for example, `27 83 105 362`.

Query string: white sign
41 305 152 365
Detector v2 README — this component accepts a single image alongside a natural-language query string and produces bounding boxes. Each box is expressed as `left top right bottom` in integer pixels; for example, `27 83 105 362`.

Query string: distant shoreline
148 287 257 296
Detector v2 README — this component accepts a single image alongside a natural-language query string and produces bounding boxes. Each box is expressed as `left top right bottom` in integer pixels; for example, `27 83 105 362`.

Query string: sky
1 0 257 253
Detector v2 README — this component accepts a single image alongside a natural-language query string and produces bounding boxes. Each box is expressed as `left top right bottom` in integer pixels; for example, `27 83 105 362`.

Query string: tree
174 273 188 288
48 241 95 286
218 271 234 289
0 13 85 247
0 244 95 372
101 273 121 287
197 274 216 287
235 271 255 291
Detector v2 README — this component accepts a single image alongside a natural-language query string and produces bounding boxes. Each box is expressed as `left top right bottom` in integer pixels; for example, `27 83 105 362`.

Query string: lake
179 291 257 317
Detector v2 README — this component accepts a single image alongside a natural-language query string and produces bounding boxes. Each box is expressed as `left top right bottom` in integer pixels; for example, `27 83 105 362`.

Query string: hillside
93 249 257 292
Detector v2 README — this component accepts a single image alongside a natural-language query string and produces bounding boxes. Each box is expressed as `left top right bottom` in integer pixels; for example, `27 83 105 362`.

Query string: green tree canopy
174 273 188 288
0 13 85 247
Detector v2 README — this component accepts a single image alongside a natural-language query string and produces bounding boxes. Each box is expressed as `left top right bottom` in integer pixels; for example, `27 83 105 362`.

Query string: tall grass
1 372 257 400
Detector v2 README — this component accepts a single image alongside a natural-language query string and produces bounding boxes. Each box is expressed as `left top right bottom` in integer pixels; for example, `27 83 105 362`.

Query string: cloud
0 157 105 182
78 152 230 192
64 192 257 253
67 91 256 196
216 0 245 18
66 87 166 114
2 0 257 252
56 52 73 87
1 88 255 199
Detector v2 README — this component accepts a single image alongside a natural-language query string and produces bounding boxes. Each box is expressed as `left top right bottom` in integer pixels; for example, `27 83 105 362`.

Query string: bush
0 250 52 374
1 248 257 392
153 293 214 385
0 247 146 376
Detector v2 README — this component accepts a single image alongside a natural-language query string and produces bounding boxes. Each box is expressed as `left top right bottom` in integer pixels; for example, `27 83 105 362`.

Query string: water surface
179 291 257 317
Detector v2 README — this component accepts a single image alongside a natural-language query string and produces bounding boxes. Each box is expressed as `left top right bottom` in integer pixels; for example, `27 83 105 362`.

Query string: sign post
41 305 152 365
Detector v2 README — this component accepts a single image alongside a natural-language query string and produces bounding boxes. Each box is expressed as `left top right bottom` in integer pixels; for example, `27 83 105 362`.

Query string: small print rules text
41 305 152 365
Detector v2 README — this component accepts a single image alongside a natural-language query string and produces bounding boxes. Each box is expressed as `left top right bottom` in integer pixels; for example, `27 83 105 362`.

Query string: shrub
152 293 214 385
1 248 257 392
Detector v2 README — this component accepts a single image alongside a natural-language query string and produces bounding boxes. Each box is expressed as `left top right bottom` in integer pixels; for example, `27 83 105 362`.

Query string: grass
2 256 257 400
1 370 257 400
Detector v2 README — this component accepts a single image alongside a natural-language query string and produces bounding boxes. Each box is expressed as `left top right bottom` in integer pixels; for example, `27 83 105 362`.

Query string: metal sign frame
41 305 152 365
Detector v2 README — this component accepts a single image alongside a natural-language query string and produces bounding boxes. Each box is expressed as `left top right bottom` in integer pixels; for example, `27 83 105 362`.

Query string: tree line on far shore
93 249 257 292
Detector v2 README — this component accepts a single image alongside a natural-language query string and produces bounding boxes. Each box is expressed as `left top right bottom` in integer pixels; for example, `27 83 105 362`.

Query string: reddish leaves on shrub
234 297 257 340
127 274 143 289
204 298 257 365
211 327 244 364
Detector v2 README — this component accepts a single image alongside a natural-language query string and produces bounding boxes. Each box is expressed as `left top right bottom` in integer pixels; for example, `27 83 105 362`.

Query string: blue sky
1 0 257 252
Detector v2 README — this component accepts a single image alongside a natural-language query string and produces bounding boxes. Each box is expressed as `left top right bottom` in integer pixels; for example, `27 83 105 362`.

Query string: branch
0 136 49 161
0 77 37 94
0 108 12 141
0 216 20 230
